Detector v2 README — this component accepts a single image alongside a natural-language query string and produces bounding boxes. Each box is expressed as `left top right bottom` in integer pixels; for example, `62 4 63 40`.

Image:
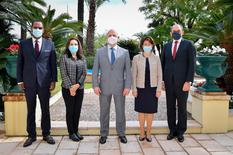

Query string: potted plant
5 43 21 93
196 45 228 92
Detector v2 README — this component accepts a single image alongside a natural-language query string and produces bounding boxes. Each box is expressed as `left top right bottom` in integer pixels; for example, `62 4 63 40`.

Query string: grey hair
171 23 183 31
106 29 118 36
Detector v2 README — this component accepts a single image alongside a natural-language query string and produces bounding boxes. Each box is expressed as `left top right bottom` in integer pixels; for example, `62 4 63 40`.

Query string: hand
50 82 56 91
162 81 165 91
156 91 161 98
18 82 25 90
132 91 138 97
69 87 76 96
94 87 101 95
183 82 191 92
123 88 130 96
72 83 80 91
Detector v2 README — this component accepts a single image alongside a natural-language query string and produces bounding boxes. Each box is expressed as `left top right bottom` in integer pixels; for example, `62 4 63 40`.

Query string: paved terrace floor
1 133 233 155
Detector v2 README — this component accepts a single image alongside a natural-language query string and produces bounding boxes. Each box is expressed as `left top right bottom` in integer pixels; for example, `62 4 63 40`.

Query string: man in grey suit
92 29 132 144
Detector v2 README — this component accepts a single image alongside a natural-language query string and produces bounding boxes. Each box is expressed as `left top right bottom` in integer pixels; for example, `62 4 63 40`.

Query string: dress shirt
171 38 182 55
108 45 118 63
32 37 42 51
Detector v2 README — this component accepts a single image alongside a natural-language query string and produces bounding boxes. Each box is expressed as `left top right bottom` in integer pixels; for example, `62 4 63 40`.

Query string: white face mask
107 36 118 45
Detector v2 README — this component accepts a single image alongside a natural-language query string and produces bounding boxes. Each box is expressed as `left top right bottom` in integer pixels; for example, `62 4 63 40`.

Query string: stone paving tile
155 135 167 140
33 136 62 155
58 139 79 150
190 134 212 140
99 149 121 155
99 141 119 150
226 131 233 139
122 153 143 155
10 149 34 155
184 147 210 155
82 136 99 142
210 152 233 155
17 137 42 150
120 141 142 153
180 137 201 147
0 142 19 155
78 142 99 154
158 140 184 152
143 148 165 155
138 136 160 148
166 152 188 155
4 137 25 143
199 140 228 152
209 134 233 147
54 149 77 155
226 146 233 152
125 135 138 142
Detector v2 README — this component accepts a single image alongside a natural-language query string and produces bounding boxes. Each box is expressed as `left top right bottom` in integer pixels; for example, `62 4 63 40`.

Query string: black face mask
172 32 181 40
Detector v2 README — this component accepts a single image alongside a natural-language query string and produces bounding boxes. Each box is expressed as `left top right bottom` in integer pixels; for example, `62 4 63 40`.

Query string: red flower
6 43 19 55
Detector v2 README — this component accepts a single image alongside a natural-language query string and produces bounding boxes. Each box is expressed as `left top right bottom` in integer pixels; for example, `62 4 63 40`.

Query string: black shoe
23 137 36 147
69 133 80 142
177 135 184 143
167 133 175 140
139 136 146 141
43 135 55 144
99 136 107 144
76 132 84 140
119 136 127 144
146 136 152 142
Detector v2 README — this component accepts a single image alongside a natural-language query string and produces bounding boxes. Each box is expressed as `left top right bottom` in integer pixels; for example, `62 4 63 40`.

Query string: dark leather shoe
76 132 84 140
146 136 152 142
99 136 107 144
69 133 80 142
119 136 127 144
23 137 36 147
167 133 175 140
43 135 55 144
139 136 146 141
177 135 184 142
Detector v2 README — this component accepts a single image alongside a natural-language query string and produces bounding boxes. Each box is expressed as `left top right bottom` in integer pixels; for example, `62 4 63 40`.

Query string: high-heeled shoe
146 135 152 142
139 136 146 141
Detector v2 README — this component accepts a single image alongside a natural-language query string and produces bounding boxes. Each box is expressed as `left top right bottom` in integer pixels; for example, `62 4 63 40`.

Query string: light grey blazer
92 45 132 95
132 52 163 92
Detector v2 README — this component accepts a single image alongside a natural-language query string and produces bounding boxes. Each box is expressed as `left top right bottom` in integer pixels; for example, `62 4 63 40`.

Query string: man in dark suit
161 24 196 142
17 20 57 147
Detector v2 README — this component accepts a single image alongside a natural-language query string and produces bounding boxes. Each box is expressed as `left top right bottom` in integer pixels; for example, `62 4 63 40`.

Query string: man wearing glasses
17 20 57 147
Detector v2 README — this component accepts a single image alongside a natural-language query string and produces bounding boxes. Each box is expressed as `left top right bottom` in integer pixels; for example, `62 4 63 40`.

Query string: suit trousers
62 88 84 135
24 86 51 138
165 76 188 136
99 94 126 137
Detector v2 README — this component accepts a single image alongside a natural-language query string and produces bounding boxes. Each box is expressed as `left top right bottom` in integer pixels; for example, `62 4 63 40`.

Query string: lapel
113 46 123 65
38 38 45 59
175 39 184 59
167 41 173 59
104 46 111 65
29 38 36 58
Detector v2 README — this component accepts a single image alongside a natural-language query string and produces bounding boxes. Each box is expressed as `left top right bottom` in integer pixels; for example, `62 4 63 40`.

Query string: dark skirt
134 87 158 113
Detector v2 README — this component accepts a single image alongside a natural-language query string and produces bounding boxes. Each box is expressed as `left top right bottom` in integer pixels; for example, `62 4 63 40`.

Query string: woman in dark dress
132 37 163 142
60 38 87 141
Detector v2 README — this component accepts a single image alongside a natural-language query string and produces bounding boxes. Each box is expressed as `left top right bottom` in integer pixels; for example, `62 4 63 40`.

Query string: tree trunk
86 0 96 56
78 0 84 46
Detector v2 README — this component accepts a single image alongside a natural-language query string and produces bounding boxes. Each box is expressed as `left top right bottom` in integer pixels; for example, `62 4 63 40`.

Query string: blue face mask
32 28 43 38
172 32 181 40
69 45 78 54
143 46 153 53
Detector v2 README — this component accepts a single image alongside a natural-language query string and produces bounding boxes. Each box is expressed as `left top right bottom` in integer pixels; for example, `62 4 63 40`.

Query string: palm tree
85 0 126 55
78 0 84 46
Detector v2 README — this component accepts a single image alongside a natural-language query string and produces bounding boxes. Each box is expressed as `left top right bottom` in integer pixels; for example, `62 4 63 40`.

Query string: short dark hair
31 20 43 27
139 36 155 53
64 38 83 60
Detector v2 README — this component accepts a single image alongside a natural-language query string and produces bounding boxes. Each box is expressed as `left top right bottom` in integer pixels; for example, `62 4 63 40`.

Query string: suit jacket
92 45 132 95
161 39 196 86
60 54 87 89
17 38 57 88
132 52 163 92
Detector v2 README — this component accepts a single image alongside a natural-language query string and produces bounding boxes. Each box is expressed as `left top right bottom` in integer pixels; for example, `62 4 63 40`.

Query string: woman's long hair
64 38 83 59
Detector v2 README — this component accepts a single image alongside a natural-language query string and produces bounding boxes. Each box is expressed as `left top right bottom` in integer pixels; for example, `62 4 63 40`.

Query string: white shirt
32 37 42 51
171 38 182 55
108 45 118 63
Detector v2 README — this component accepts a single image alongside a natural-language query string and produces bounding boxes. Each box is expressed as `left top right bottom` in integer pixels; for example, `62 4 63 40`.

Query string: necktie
111 48 115 65
172 41 178 60
35 40 40 57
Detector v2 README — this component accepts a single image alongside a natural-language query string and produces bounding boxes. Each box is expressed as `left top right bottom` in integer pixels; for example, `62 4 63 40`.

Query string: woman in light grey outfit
132 37 163 142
